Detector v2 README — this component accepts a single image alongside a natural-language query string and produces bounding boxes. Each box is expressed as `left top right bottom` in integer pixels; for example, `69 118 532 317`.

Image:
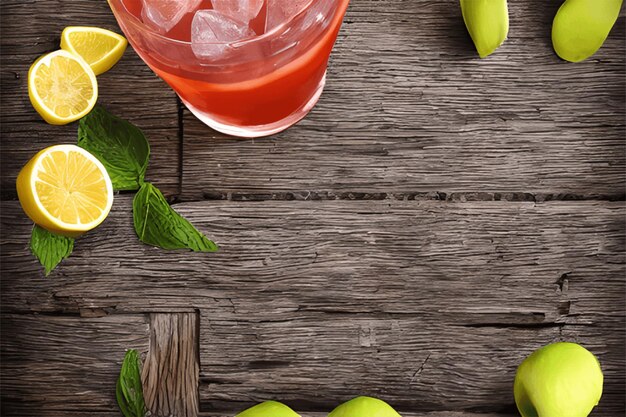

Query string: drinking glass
107 0 351 137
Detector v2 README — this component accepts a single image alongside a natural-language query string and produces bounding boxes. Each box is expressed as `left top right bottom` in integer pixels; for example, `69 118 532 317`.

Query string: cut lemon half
61 26 127 75
28 50 98 125
17 145 114 237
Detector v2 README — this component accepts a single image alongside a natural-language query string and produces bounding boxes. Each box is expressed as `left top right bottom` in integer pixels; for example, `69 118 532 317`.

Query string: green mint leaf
78 105 150 191
133 182 218 252
30 225 74 276
116 349 146 417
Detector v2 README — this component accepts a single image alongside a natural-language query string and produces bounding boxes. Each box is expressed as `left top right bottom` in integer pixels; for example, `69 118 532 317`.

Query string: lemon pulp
17 145 113 236
28 50 98 125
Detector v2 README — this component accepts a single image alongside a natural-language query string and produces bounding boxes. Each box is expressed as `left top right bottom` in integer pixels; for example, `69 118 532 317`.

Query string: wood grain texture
0 313 149 415
2 198 623 317
181 0 625 200
0 0 180 196
1 198 623 414
1 0 625 415
143 313 200 417
197 314 624 415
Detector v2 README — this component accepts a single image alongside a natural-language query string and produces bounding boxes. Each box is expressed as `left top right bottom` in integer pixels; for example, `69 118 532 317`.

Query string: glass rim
108 0 338 47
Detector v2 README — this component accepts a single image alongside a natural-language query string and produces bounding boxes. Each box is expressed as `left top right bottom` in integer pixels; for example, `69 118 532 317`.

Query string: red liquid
113 0 350 129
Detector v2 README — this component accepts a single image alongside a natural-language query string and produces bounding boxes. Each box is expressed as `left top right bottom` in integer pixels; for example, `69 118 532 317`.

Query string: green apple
460 0 509 58
235 401 300 417
514 342 603 417
328 396 401 417
552 0 623 62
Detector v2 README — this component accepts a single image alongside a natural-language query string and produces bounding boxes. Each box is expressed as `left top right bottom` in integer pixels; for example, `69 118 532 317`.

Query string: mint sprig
78 106 150 191
30 225 74 276
81 106 217 252
134 182 218 252
116 349 146 417
26 105 218 275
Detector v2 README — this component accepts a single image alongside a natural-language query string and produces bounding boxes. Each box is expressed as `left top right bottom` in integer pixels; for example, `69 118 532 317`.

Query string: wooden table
1 1 625 416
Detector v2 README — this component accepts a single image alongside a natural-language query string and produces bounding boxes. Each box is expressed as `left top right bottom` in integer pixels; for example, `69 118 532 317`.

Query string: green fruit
514 342 603 417
328 396 401 417
235 401 300 417
460 0 509 58
552 0 623 62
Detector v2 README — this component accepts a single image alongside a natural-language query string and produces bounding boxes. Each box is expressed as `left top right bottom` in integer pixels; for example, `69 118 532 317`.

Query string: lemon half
28 50 98 125
61 26 127 75
17 144 114 237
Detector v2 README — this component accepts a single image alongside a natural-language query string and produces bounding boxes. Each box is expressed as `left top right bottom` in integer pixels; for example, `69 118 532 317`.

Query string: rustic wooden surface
1 0 625 416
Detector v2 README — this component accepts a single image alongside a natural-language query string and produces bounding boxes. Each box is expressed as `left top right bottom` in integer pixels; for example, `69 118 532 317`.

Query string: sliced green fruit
514 342 603 417
235 401 300 417
552 0 623 62
460 0 509 58
328 396 401 417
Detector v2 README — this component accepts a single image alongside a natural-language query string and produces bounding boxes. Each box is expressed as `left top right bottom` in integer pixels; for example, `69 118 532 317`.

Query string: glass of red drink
107 0 350 137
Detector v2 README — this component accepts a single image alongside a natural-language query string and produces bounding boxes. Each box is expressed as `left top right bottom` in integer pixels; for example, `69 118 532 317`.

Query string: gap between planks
186 190 626 203
3 190 626 203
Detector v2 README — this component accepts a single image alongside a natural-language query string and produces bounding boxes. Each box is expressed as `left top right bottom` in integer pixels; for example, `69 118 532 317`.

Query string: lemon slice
28 50 98 125
16 144 114 237
61 26 127 75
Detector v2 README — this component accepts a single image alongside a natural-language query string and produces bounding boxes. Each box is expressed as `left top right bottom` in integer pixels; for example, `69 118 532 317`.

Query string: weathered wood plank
2 312 609 416
2 198 623 317
181 0 625 199
0 314 149 415
143 313 200 417
196 313 624 416
0 0 180 196
1 198 623 413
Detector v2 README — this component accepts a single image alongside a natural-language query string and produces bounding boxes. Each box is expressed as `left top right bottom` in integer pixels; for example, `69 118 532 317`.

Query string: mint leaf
133 182 218 252
78 106 150 191
30 225 74 276
116 349 146 417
